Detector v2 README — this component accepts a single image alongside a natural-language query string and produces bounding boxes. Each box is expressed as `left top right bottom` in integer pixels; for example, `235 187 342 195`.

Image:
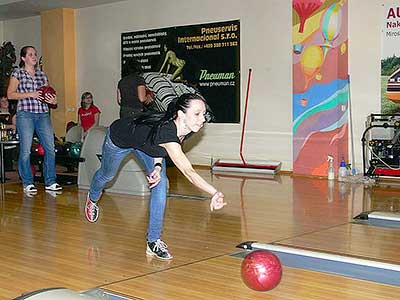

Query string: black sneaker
85 193 99 223
146 239 173 260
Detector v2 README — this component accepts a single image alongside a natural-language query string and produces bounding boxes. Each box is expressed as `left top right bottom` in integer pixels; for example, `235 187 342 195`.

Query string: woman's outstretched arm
161 142 226 211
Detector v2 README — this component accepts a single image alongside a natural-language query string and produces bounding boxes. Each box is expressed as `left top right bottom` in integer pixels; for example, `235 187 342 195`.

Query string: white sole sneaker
24 184 37 194
85 195 99 223
146 240 173 260
45 183 62 191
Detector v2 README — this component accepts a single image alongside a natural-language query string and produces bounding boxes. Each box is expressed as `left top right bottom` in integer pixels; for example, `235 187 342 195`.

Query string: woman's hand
42 93 57 105
210 191 226 211
37 90 57 105
147 167 162 189
144 89 154 105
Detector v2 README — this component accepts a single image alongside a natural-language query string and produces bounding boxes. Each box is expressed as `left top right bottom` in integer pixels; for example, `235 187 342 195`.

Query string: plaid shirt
11 68 49 113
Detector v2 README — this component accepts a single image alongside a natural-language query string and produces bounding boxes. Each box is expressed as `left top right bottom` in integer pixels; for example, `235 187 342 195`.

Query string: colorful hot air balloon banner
300 45 324 90
293 0 324 33
292 0 348 176
321 2 342 57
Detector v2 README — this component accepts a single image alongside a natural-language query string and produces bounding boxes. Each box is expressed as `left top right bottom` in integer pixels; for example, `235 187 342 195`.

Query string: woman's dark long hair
121 58 143 77
19 46 36 68
130 93 214 143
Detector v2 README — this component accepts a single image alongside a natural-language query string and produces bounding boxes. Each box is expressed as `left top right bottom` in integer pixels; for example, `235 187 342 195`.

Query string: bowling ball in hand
38 86 56 102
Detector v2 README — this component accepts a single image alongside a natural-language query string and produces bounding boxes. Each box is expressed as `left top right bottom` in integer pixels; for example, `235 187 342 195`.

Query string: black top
118 73 146 111
109 118 180 157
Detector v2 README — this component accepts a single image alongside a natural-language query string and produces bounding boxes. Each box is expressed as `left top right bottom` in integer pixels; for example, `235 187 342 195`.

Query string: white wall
1 0 387 172
348 0 382 174
76 0 293 168
3 16 41 59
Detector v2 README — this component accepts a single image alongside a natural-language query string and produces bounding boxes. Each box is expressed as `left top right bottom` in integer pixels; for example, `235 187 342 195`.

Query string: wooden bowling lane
275 223 400 264
3 170 397 300
103 255 400 300
0 185 166 299
168 169 354 242
276 223 400 264
0 185 241 299
360 183 400 213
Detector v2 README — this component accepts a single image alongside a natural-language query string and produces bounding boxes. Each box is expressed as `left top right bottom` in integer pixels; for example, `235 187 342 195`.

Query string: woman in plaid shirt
7 46 62 195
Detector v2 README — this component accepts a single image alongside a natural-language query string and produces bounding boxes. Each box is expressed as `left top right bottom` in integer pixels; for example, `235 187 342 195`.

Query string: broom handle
240 68 252 165
348 74 356 175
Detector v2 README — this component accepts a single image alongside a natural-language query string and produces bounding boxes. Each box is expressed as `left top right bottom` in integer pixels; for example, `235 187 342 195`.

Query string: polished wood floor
0 168 399 299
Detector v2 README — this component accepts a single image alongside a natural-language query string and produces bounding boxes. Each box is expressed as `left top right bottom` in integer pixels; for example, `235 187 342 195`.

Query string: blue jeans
17 111 56 187
89 130 168 242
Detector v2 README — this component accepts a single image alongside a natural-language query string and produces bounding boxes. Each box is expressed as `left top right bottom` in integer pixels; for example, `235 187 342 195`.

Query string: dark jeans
89 129 168 242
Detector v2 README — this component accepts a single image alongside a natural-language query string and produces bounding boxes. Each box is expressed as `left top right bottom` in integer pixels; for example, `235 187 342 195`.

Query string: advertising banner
121 20 240 123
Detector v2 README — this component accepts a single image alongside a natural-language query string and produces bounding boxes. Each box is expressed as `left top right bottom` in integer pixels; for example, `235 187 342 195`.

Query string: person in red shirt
78 92 101 136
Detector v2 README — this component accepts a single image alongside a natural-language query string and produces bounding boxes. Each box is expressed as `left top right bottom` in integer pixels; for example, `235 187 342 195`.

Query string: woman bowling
85 93 226 260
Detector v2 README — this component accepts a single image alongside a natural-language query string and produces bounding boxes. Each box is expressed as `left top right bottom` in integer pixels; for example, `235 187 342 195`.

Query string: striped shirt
143 72 198 112
11 67 49 113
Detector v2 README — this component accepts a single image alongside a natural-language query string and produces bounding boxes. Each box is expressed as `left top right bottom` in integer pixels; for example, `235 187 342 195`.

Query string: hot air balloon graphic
300 45 324 90
300 98 308 107
293 43 304 54
340 42 347 55
321 3 342 57
293 0 324 33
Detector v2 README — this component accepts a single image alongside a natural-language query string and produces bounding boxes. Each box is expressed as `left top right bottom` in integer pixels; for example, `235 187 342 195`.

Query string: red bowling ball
38 85 56 102
32 143 45 156
241 250 282 291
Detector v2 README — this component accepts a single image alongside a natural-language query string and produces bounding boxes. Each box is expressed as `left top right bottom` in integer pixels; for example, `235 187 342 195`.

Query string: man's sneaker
85 194 99 223
23 184 37 194
45 183 62 191
146 239 173 260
